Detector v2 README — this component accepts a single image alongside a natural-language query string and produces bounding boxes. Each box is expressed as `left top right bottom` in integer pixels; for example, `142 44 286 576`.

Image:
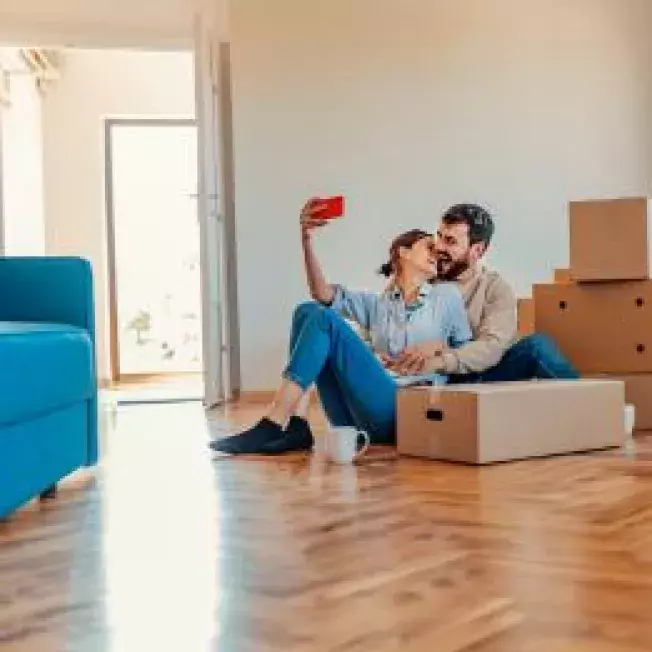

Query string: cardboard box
534 281 652 373
554 268 572 283
570 197 652 281
588 374 652 432
517 297 534 336
397 380 624 464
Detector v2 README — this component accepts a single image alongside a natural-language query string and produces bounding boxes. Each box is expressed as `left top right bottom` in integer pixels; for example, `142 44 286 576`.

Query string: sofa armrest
0 257 99 465
0 257 95 336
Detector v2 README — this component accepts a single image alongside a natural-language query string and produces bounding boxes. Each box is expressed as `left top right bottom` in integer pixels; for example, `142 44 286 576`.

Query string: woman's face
399 237 437 278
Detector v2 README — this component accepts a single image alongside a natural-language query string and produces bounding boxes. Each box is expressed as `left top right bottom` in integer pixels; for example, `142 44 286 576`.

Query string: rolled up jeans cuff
282 369 311 392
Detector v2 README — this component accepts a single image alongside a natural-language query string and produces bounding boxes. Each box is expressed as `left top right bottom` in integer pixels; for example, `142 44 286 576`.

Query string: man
386 203 579 382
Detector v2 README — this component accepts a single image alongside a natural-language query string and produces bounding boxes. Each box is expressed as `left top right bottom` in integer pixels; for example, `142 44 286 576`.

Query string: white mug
624 404 636 437
623 403 636 458
324 427 370 464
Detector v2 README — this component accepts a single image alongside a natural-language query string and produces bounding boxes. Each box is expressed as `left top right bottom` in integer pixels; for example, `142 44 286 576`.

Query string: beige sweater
438 266 517 375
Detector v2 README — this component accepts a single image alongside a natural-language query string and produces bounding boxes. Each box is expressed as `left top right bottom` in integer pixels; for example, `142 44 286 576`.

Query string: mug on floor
324 427 370 464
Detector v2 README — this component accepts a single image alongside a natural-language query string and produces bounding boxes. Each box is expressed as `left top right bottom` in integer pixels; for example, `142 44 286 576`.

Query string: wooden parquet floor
3 400 652 651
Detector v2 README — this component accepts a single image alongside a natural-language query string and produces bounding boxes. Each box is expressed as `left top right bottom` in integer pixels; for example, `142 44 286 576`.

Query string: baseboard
233 390 321 405
233 390 275 404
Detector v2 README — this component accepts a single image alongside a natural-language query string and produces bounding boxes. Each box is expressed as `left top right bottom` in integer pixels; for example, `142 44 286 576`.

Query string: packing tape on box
426 389 442 406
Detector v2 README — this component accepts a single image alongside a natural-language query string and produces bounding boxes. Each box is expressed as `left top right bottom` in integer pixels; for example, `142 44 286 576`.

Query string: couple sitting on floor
211 201 578 455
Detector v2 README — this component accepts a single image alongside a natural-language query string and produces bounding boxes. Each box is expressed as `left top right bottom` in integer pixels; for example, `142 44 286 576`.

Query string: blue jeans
448 333 579 384
284 302 396 444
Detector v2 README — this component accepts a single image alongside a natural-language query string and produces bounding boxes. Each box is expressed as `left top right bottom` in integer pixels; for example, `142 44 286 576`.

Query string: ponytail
378 261 394 277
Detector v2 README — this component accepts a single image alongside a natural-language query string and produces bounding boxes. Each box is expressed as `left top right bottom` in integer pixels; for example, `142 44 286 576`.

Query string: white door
194 14 225 408
107 121 202 380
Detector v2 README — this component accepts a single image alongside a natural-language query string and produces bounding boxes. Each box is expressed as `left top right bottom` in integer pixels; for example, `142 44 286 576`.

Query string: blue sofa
0 257 98 519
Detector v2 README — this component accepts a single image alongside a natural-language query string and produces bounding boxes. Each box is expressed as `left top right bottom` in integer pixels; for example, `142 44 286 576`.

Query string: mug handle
355 430 370 460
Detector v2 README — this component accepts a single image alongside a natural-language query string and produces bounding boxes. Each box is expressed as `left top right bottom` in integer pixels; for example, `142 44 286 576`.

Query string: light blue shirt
330 282 472 386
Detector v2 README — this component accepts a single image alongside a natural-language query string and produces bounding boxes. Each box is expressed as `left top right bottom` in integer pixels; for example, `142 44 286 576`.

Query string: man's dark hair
441 203 494 248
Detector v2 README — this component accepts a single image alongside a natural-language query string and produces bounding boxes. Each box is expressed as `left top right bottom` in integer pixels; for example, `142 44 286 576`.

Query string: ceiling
0 0 195 49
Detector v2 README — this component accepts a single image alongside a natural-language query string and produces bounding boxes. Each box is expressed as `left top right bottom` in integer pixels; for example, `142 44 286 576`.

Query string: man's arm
437 276 517 374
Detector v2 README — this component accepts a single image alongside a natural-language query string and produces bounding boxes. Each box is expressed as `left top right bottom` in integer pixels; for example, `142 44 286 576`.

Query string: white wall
41 49 195 381
0 52 45 255
231 0 652 390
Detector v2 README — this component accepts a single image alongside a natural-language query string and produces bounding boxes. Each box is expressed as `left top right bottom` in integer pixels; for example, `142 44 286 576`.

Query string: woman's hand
384 341 445 376
378 353 393 368
300 198 329 242
300 198 336 304
385 353 426 376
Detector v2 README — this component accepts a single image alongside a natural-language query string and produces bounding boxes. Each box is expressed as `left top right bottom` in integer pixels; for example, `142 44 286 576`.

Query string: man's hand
300 198 330 241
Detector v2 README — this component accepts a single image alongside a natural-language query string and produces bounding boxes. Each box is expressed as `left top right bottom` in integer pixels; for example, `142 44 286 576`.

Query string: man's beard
436 256 471 281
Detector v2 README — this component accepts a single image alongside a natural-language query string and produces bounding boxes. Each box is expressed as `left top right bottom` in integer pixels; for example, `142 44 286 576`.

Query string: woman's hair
378 229 432 277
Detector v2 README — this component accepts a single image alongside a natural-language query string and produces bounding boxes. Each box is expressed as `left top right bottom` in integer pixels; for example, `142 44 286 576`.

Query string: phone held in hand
315 196 345 220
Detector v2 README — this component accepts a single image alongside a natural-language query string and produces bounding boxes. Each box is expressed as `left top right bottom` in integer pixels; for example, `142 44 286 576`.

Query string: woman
210 198 472 455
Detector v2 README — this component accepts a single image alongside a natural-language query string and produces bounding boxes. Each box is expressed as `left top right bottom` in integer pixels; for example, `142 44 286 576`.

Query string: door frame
104 117 198 382
216 42 240 400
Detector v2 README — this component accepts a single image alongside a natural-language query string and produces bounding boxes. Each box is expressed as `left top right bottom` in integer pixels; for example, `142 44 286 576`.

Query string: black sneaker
258 416 314 454
209 418 284 454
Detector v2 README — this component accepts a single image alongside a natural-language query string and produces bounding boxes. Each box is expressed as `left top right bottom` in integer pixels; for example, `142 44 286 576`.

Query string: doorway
106 118 204 400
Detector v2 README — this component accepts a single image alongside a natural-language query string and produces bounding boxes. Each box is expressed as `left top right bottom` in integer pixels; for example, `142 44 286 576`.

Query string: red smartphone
315 195 345 220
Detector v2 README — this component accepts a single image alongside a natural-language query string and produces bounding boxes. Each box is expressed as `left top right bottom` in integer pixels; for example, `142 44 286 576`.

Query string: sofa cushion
0 322 94 427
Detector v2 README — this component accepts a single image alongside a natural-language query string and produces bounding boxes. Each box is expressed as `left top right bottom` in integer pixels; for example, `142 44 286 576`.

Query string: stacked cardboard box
517 297 535 336
534 197 652 431
517 269 570 337
554 268 572 283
